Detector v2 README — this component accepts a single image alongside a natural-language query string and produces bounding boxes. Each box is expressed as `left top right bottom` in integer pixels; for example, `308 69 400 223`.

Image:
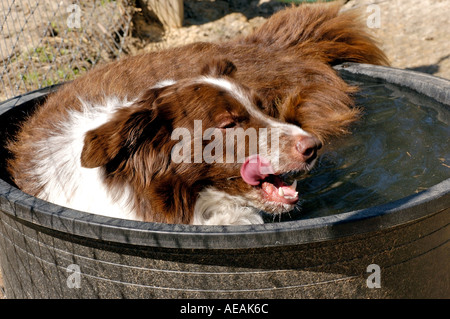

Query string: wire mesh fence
0 0 135 101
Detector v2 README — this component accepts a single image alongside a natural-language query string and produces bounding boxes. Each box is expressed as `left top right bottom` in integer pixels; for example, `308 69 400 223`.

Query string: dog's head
80 59 321 224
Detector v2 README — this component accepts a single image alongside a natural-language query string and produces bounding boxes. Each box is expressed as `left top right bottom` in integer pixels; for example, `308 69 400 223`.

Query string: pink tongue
240 155 275 186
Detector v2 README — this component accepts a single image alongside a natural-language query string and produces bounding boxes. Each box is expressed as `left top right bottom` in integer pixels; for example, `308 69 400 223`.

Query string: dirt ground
0 0 449 299
344 0 450 79
131 0 450 79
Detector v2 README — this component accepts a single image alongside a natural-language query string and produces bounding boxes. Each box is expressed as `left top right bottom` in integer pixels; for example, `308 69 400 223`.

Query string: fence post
144 0 184 28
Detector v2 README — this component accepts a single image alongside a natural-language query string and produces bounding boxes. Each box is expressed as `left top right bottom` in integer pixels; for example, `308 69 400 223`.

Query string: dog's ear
201 58 237 77
80 88 169 168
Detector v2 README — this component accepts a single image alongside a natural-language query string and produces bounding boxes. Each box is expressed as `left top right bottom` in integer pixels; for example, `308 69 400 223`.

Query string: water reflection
274 80 450 221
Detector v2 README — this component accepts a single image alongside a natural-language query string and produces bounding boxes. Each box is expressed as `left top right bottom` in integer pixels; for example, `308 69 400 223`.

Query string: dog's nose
295 135 322 162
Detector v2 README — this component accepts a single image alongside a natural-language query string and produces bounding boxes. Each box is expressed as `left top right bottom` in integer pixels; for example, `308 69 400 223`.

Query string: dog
7 2 388 225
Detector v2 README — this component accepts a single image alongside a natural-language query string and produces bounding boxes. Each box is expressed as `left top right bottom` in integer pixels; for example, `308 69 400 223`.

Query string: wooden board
145 0 184 28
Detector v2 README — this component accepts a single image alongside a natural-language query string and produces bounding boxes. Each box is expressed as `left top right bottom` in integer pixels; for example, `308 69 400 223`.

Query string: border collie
7 2 388 225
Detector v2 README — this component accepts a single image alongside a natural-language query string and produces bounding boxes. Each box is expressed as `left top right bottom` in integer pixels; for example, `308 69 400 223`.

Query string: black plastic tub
0 63 449 298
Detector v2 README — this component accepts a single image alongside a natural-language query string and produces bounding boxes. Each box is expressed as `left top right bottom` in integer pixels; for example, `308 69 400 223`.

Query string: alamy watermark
64 263 381 291
67 4 81 29
366 4 381 29
366 263 381 288
66 264 81 289
170 120 280 167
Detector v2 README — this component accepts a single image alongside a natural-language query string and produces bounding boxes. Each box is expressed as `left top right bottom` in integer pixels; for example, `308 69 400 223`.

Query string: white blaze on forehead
152 79 176 88
198 77 310 137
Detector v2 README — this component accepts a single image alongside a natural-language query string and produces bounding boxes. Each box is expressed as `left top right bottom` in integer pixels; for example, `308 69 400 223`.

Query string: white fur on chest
33 96 139 220
193 187 263 225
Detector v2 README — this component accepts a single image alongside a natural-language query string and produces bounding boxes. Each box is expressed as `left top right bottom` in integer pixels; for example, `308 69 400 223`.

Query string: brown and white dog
7 2 388 225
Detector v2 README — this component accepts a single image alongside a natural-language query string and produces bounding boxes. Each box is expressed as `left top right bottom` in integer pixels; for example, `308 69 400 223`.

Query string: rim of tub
0 62 449 250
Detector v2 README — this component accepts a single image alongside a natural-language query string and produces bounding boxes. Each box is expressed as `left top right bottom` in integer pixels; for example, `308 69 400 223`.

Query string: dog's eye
218 120 237 129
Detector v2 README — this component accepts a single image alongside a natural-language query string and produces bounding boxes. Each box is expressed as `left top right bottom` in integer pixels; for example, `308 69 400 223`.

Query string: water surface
270 77 450 221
